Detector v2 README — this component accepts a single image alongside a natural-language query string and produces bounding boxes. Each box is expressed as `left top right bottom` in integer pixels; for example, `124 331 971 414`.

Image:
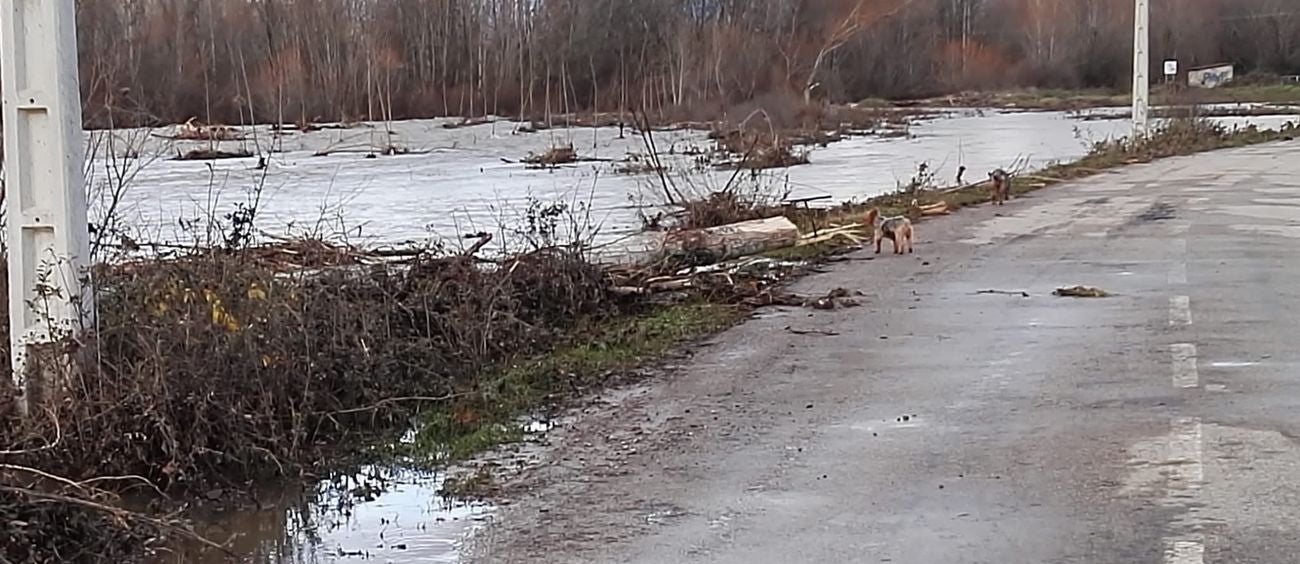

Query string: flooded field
90 105 1299 257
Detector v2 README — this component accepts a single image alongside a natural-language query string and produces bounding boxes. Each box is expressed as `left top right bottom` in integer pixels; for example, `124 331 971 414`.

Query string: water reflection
167 468 491 564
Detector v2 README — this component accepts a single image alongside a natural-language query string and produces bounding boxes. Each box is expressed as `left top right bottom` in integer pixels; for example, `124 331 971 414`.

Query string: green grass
399 303 746 469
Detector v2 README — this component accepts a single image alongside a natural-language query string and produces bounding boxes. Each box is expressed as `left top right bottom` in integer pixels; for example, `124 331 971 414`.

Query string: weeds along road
469 142 1300 564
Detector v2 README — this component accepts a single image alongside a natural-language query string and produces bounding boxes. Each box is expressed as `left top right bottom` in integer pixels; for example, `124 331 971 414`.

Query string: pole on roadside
1132 0 1151 137
0 0 92 417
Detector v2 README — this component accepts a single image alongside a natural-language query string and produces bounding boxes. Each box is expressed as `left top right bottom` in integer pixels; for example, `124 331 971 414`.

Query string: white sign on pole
1164 60 1179 77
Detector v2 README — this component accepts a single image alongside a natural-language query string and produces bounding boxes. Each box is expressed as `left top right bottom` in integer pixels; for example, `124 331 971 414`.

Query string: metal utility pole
1 0 92 417
1132 0 1151 137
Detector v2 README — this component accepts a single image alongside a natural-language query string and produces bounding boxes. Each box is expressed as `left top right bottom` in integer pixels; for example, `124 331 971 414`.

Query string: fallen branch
0 408 61 456
0 484 232 555
462 232 494 257
975 289 1030 297
1053 286 1110 298
319 394 465 416
785 326 840 337
0 464 87 491
917 201 952 216
175 148 253 161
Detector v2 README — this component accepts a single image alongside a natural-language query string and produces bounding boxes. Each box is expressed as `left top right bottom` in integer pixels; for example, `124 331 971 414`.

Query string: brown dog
989 168 1011 206
864 208 914 255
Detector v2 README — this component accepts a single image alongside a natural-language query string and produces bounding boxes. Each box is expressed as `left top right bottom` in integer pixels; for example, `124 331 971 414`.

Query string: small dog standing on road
989 168 1011 205
864 208 914 255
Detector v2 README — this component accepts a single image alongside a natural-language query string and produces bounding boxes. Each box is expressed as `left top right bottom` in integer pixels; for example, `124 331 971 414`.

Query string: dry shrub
708 129 810 170
172 120 244 142
677 191 781 230
0 173 618 558
0 247 608 487
522 145 579 167
738 146 810 170
1080 117 1297 167
0 488 160 563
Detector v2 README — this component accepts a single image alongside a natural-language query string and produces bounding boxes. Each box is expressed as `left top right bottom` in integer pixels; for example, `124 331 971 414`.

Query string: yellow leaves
247 282 267 301
150 281 272 333
203 289 240 333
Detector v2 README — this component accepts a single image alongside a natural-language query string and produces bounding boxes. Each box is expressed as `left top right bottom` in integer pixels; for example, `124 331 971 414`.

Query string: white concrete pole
1132 0 1151 137
1 0 92 417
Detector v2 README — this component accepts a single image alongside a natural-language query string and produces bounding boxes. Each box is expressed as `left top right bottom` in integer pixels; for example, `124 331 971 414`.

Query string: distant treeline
75 0 1300 127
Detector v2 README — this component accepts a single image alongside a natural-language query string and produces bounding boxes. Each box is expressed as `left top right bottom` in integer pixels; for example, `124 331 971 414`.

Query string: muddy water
88 106 1297 258
166 468 493 564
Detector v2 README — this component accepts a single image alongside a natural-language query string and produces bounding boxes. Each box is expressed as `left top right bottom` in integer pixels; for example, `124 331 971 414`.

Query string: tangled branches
0 240 615 561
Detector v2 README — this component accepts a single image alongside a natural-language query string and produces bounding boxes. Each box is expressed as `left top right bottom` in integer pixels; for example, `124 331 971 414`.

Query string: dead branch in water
175 148 254 161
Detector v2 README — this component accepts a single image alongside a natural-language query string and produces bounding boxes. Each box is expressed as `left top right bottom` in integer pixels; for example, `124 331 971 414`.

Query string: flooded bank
88 106 1299 255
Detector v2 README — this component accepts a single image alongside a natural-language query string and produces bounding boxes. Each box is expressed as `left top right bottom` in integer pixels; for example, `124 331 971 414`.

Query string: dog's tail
863 208 880 227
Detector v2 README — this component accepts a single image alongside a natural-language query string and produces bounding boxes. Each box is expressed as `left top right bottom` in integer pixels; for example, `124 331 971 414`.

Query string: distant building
1188 64 1234 89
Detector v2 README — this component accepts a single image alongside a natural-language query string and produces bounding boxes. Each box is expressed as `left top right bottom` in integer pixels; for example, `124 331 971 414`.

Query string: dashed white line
1162 419 1206 563
1168 417 1205 486
1171 344 1199 388
1163 225 1202 563
1169 296 1193 327
1168 262 1188 285
1164 537 1205 564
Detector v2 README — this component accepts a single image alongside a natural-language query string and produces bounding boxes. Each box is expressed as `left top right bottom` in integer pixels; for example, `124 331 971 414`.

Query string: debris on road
796 224 869 247
785 326 840 337
915 200 953 216
1053 285 1110 298
976 289 1030 297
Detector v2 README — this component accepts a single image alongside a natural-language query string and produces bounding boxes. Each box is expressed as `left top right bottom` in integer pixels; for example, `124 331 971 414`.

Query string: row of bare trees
74 0 1300 127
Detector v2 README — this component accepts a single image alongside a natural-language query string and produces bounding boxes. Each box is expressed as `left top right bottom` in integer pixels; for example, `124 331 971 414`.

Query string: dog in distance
988 168 1011 205
863 208 914 255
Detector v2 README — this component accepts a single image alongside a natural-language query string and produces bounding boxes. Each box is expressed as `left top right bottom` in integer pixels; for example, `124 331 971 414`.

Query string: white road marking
1171 344 1199 388
1164 537 1205 564
1162 418 1206 563
1170 296 1193 327
1168 262 1188 285
1168 418 1205 486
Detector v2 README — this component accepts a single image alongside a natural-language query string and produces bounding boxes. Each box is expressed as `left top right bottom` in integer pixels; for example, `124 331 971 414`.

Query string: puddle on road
174 415 561 562
170 468 493 564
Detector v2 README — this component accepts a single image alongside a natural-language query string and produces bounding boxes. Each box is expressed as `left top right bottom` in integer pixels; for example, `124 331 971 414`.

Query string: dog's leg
874 231 882 254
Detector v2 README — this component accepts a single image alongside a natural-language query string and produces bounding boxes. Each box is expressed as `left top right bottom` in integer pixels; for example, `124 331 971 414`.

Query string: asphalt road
469 143 1300 564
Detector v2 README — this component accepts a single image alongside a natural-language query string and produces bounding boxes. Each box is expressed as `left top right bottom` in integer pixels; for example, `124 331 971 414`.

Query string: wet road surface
469 141 1300 563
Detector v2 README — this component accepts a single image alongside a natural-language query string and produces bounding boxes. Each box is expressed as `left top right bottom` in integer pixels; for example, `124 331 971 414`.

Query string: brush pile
0 239 616 562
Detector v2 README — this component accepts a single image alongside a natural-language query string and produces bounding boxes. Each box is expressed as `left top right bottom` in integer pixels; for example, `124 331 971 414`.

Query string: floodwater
88 105 1298 258
99 105 1297 564
165 467 493 564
